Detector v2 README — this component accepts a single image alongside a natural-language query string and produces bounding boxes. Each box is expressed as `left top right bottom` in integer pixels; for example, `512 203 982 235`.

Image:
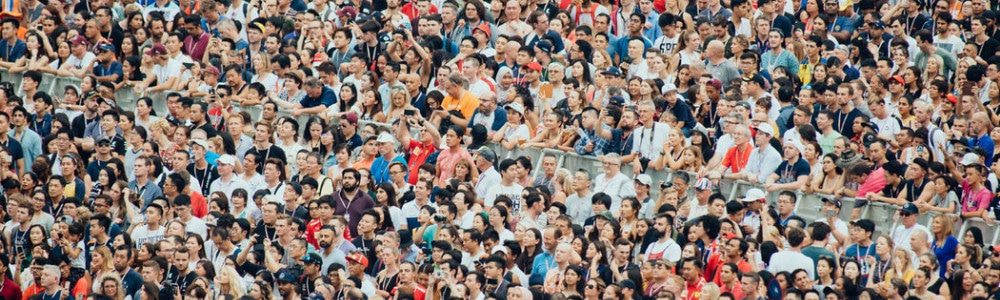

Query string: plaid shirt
574 125 610 156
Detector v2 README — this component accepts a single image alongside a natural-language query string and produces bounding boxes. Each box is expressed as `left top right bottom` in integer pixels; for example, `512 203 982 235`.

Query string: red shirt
0 277 20 300
721 142 753 173
190 191 208 218
682 278 706 300
400 3 438 20
406 140 437 184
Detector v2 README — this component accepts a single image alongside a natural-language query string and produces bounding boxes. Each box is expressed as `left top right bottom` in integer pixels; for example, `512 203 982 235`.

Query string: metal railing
3 69 989 239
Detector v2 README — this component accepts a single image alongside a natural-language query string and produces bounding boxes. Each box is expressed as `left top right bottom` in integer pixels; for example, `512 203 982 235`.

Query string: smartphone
404 109 415 116
182 62 195 69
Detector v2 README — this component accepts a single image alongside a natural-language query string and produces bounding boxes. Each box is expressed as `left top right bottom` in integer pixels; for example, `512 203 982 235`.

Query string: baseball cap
535 40 553 54
346 252 369 268
900 202 918 215
742 188 766 202
344 112 359 124
889 75 905 85
694 178 714 191
525 61 543 72
190 139 209 150
850 219 875 233
756 124 775 137
821 197 842 209
634 174 652 186
476 146 497 165
961 152 981 166
145 43 167 56
602 67 623 77
96 138 111 146
376 132 397 145
276 269 298 283
216 154 236 165
71 35 89 46
97 43 115 53
302 253 323 266
473 23 492 38
505 102 526 115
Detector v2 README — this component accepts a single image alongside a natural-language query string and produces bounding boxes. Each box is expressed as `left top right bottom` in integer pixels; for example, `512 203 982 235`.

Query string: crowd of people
0 0 994 298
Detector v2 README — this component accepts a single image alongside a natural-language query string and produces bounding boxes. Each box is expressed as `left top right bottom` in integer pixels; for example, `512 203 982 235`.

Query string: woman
922 175 959 214
652 127 688 171
374 183 403 230
815 256 837 291
560 265 585 298
582 278 605 300
186 234 206 266
357 88 386 123
618 198 641 237
865 235 894 285
918 253 951 297
9 32 51 73
673 32 702 71
89 167 116 204
250 55 279 93
97 275 127 300
60 154 88 201
88 245 117 291
374 246 400 299
384 87 412 123
673 65 696 101
949 269 974 300
214 266 246 298
40 41 71 76
301 118 327 156
488 206 515 242
929 214 958 278
946 244 977 278
278 71 306 104
524 112 565 149
883 248 915 284
230 188 256 221
807 153 844 194
492 102 531 150
961 228 984 267
516 228 543 273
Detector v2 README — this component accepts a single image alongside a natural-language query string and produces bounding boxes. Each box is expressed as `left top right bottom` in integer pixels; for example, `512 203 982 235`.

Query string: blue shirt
969 133 995 166
94 61 124 82
0 39 25 62
530 251 556 285
300 86 337 108
370 154 407 184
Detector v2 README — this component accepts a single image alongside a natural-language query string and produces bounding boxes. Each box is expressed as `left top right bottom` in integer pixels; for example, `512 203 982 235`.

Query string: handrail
2 69 979 235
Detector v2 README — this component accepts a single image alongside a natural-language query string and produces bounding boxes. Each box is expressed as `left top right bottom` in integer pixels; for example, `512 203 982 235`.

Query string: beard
343 182 358 193
319 241 331 248
621 123 634 130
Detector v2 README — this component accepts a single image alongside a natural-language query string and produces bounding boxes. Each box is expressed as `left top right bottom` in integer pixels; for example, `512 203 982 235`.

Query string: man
483 255 511 299
436 74 481 125
732 124 780 183
767 227 815 278
869 99 901 140
484 159 525 210
173 195 207 238
188 102 219 138
868 160 907 205
592 153 636 214
688 178 714 220
140 44 179 92
815 110 843 154
764 140 810 192
346 251 377 297
533 155 557 192
741 273 763 300
128 156 163 210
890 203 931 251
114 246 144 296
913 101 947 162
710 125 753 176
0 112 24 175
775 191 798 226
0 18 25 67
247 122 287 173
460 229 486 269
802 222 837 270
632 100 670 163
167 247 195 292
710 238 752 284
276 269 302 299
844 219 878 280
131 203 166 247
473 147 500 201
643 259 672 297
520 193 548 230
913 29 957 78
92 43 123 83
332 168 375 234
295 78 337 116
612 13 652 63
209 154 250 198
704 40 740 85
182 15 211 61
967 112 995 165
37 265 63 300
9 106 41 172
565 170 594 225
679 258 707 299
188 140 218 196
530 226 562 283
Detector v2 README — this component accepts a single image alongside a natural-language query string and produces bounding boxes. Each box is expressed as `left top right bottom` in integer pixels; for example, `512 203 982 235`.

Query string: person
767 227 815 278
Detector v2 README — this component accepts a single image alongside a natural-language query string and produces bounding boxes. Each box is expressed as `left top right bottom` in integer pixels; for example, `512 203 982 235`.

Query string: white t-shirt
767 250 816 279
653 34 679 54
65 53 96 71
152 59 183 86
501 124 531 145
644 238 681 262
184 216 209 239
631 122 671 161
593 172 636 214
485 183 525 212
131 224 165 247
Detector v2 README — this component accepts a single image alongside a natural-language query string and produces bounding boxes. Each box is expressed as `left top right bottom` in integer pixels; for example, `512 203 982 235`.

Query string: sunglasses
587 284 597 289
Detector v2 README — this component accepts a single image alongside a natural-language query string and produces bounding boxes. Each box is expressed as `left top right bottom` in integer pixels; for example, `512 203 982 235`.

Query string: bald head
707 40 725 58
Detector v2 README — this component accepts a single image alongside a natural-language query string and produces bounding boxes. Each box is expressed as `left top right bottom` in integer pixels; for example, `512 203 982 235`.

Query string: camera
433 214 446 223
660 181 673 190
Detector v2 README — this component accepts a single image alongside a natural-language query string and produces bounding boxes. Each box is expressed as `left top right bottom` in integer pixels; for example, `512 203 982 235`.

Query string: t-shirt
644 238 681 262
485 183 525 212
961 180 991 214
774 158 810 184
441 91 481 119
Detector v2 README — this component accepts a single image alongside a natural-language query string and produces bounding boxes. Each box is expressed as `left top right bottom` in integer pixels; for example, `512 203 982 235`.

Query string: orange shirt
721 142 753 173
441 90 480 119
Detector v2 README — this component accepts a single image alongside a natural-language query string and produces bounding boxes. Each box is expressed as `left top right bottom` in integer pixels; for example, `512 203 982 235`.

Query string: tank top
905 179 928 202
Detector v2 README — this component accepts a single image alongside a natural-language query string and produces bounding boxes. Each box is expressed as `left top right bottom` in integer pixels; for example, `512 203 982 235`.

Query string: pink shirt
435 147 472 185
856 167 887 198
961 180 992 213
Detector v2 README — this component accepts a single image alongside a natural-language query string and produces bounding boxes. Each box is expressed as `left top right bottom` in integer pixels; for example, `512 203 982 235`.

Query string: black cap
276 268 298 283
821 197 841 209
900 202 918 215
303 253 322 265
850 219 875 233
